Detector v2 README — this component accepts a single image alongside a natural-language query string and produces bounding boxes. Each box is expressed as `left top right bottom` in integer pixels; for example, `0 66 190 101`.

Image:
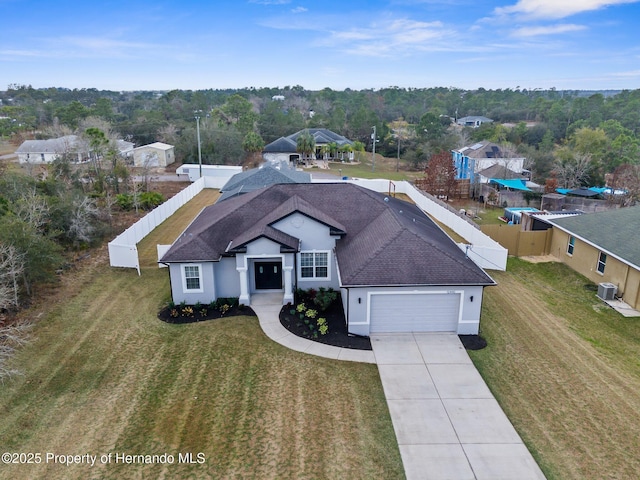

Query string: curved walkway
250 292 375 363
251 293 545 480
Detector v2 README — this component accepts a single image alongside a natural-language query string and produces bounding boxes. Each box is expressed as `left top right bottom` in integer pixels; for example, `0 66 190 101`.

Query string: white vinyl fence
313 177 508 270
110 175 507 274
108 177 210 274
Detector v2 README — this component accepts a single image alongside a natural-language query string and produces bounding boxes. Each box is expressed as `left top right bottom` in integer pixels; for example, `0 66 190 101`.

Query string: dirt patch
519 254 559 263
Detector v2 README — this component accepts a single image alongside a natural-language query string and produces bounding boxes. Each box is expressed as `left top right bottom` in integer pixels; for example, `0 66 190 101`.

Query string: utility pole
194 110 203 178
393 128 401 172
371 125 377 172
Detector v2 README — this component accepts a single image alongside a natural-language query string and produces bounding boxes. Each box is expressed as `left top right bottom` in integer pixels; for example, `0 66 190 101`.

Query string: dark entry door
255 262 282 290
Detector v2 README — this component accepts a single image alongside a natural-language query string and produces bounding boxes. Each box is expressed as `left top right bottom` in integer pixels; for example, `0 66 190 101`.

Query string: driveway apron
371 333 546 480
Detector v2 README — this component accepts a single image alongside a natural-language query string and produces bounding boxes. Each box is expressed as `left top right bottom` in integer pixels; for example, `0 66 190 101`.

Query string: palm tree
296 130 315 165
242 131 265 167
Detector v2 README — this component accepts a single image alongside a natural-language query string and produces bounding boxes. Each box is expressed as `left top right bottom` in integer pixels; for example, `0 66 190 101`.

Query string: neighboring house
262 128 354 165
218 163 311 202
452 141 526 181
477 163 531 185
133 142 175 167
546 206 640 310
456 116 493 128
16 135 134 164
159 183 495 336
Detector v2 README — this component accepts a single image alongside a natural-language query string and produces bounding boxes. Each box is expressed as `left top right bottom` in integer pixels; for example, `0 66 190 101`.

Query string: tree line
3 85 640 181
2 84 640 312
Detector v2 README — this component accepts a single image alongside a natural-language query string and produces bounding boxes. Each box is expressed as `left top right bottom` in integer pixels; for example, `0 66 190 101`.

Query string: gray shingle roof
548 206 640 268
16 135 86 154
263 128 353 153
160 183 495 287
479 163 524 179
219 164 311 201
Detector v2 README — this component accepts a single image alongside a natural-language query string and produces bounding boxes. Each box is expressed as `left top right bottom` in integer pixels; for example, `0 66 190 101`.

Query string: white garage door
369 292 461 333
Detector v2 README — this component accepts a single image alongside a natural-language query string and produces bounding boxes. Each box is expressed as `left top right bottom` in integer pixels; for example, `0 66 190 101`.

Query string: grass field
4 182 640 480
307 152 421 182
470 258 640 480
0 190 404 480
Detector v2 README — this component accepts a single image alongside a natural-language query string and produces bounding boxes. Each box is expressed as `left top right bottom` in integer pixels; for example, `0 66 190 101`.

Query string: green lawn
470 258 640 480
306 152 421 182
0 264 403 480
0 189 404 480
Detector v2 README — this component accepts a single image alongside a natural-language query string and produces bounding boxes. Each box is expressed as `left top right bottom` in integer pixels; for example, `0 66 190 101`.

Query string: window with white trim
299 251 329 279
567 236 575 255
182 264 203 292
597 252 607 274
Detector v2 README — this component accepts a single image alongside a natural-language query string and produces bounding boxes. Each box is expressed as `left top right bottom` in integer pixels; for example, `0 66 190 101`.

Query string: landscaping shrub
313 287 337 311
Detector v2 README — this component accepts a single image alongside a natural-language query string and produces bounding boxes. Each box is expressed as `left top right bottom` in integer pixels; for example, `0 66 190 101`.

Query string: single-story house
16 135 134 164
133 142 175 167
262 128 354 165
456 116 493 128
159 183 496 336
452 141 526 182
219 162 311 202
546 206 640 310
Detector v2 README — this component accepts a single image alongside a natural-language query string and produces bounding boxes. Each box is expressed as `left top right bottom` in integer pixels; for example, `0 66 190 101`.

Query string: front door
255 262 282 290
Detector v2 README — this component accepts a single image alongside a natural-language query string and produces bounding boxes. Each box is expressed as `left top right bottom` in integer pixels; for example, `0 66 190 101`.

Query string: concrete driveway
371 333 546 480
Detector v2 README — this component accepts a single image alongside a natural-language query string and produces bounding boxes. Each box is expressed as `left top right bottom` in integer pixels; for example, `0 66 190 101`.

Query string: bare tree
0 320 32 381
553 152 592 188
158 124 179 146
610 164 640 207
0 244 24 311
15 188 48 233
67 197 99 246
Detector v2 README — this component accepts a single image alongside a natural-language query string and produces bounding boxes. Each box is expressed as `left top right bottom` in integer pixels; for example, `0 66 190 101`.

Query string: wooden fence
480 224 551 257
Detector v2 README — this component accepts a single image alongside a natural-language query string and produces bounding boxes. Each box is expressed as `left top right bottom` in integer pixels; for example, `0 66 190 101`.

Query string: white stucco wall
215 257 241 298
169 262 215 305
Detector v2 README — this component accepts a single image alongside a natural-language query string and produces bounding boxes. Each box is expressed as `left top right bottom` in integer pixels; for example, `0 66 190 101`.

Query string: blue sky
1 0 639 91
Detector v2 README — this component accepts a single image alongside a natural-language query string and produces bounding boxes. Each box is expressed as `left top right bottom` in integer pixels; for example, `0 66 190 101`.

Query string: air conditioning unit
597 282 617 301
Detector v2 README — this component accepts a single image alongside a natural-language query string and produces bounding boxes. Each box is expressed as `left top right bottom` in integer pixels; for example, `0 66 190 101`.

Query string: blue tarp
556 187 615 195
489 179 531 191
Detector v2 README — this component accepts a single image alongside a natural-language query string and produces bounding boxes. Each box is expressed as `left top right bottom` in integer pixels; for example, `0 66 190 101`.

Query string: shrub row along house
159 183 495 336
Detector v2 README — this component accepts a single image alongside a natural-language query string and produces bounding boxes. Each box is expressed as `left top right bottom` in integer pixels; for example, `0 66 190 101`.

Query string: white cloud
511 23 587 37
248 0 291 5
291 7 307 13
611 69 640 77
0 49 41 58
317 18 455 57
495 0 639 20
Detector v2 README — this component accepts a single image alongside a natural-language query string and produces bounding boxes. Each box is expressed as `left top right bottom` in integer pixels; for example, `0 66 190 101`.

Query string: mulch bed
158 304 256 324
279 294 372 351
458 334 487 350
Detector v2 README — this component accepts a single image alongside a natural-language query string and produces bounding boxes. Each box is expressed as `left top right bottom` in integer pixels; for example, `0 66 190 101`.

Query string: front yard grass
470 258 640 480
0 263 404 480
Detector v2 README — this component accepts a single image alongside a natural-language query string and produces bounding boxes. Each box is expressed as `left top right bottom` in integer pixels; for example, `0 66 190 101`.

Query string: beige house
546 207 640 310
133 142 175 168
